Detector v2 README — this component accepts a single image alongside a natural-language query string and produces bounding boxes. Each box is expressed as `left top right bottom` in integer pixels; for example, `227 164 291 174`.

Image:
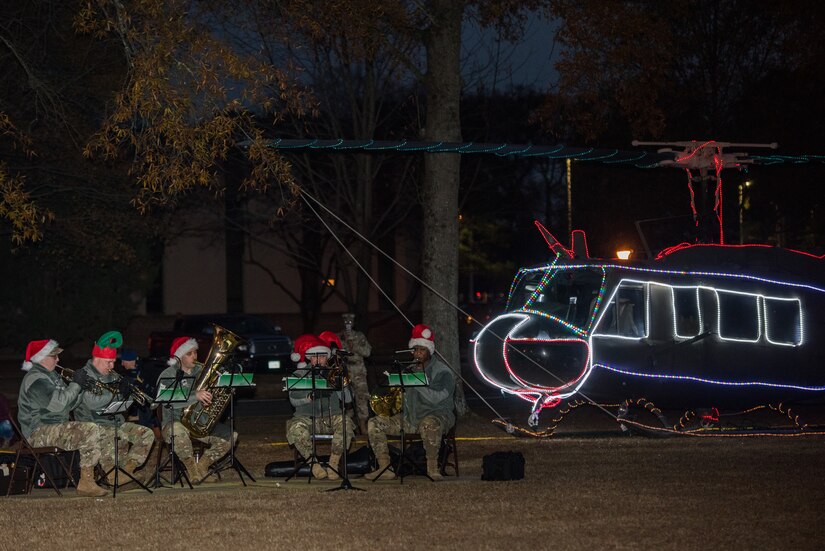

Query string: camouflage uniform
367 354 455 462
156 364 232 462
286 367 354 459
17 363 105 468
338 328 372 427
73 360 155 469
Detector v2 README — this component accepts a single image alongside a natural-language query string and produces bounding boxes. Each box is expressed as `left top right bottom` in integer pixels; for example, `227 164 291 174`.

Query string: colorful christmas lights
473 260 823 424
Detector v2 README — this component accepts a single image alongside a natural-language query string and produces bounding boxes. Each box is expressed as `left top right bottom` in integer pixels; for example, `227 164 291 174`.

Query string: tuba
180 324 246 438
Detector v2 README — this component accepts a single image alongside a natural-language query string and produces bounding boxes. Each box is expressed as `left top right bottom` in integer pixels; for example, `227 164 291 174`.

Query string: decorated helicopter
471 141 825 430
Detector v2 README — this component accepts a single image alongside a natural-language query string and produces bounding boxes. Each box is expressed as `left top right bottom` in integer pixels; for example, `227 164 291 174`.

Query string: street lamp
738 180 753 244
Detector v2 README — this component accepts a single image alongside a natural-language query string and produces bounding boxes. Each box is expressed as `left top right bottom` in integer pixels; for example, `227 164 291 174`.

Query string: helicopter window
717 291 760 342
593 283 647 338
672 287 701 338
511 268 603 328
764 297 802 346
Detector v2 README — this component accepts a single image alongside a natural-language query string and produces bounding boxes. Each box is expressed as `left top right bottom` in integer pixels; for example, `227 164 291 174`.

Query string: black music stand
98 399 152 497
370 362 431 484
284 357 333 483
201 371 256 485
325 352 364 493
153 375 195 489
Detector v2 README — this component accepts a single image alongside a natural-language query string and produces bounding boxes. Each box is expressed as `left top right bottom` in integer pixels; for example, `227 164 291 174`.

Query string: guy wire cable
283 192 825 439
299 189 622 427
299 191 513 424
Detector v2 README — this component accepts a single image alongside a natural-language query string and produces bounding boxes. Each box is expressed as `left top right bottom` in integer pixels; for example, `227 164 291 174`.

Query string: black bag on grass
264 445 374 478
481 451 524 481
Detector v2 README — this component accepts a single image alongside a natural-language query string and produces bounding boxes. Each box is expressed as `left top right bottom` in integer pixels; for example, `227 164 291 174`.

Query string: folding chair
439 425 460 476
5 417 77 497
393 424 460 479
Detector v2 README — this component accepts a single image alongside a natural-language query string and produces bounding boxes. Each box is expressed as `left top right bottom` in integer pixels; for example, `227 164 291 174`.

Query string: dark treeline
3 1 825 351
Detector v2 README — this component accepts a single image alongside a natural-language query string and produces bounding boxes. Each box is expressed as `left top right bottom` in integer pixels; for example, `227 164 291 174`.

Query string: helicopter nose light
617 249 633 260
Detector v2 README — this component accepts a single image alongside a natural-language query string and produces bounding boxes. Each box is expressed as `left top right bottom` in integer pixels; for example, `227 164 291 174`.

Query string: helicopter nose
472 314 527 390
472 312 590 394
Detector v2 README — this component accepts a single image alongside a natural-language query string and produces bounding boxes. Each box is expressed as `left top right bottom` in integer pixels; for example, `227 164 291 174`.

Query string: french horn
369 387 402 417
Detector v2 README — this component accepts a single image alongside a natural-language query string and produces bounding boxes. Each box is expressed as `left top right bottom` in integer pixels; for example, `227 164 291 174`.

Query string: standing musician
365 324 455 481
17 339 110 497
156 336 232 483
286 334 354 480
73 338 155 486
337 313 372 435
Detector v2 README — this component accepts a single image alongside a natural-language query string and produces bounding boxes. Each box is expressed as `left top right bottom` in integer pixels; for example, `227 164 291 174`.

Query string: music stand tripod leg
327 369 364 492
286 365 327 484
153 377 196 489
392 374 433 484
154 409 192 490
208 386 256 485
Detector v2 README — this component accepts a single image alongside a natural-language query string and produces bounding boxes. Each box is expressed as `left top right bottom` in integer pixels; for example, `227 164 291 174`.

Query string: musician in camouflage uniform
286 334 354 480
365 324 455 481
17 339 110 497
73 339 155 486
338 313 372 434
157 336 233 484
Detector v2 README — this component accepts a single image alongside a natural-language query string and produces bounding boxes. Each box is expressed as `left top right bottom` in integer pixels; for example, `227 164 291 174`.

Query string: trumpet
110 373 155 407
56 365 153 407
56 365 117 397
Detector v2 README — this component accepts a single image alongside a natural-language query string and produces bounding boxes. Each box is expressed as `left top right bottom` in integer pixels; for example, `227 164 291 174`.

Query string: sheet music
383 371 428 387
100 399 134 415
216 372 255 387
155 376 195 402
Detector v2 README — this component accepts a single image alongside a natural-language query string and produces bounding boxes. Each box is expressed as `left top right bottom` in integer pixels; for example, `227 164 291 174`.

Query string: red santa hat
168 336 199 367
408 324 435 354
319 330 343 350
291 334 330 367
21 339 62 371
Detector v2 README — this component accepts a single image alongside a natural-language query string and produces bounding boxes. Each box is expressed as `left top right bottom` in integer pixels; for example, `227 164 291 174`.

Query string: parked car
148 314 294 373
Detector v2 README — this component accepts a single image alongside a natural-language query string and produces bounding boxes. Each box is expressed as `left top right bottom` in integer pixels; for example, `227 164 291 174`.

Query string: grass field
4 406 825 551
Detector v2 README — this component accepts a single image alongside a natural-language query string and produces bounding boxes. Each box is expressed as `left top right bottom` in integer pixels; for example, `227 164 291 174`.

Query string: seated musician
365 324 455 481
286 334 354 480
156 336 232 484
17 339 110 497
73 337 155 486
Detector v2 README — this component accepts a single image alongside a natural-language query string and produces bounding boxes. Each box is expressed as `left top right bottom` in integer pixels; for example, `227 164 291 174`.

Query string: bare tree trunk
225 151 246 313
422 0 467 415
